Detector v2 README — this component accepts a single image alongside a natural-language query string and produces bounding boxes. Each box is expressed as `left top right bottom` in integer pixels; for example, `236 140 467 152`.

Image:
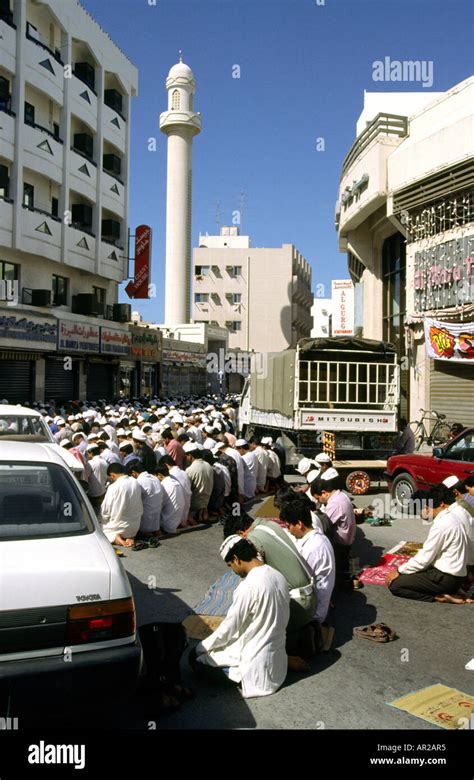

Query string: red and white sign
300 410 396 432
332 279 354 336
126 225 152 299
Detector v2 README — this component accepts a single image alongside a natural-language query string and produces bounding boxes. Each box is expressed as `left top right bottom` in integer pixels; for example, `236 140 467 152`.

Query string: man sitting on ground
128 460 163 541
386 486 472 604
190 536 290 698
100 463 143 547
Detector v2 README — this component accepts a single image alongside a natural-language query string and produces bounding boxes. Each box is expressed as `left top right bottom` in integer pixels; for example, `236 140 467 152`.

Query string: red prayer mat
358 553 411 586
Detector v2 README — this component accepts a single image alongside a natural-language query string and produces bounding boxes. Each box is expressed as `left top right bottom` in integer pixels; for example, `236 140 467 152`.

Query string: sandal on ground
132 540 149 551
287 655 311 672
148 537 161 548
354 623 397 642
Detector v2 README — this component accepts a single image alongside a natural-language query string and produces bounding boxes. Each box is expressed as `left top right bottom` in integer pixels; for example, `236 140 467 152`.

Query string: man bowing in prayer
190 536 290 698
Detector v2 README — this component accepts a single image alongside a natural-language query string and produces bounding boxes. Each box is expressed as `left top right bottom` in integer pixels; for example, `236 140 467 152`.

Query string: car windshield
0 415 53 442
0 463 94 540
443 431 474 462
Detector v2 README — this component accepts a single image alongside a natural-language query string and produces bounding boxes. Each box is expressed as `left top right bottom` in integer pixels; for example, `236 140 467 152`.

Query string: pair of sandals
354 622 397 642
132 537 161 551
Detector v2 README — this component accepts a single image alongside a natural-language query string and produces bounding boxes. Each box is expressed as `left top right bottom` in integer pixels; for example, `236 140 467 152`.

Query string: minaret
160 53 201 324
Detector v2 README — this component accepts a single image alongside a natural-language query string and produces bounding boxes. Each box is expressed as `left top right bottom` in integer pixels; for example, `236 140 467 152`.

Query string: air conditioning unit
104 89 123 114
75 294 104 316
71 204 93 228
31 289 51 307
113 303 131 323
103 154 121 176
102 219 121 240
73 133 94 159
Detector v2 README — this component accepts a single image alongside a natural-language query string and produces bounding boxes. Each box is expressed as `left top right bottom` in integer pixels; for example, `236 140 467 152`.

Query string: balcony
0 198 13 247
100 240 127 283
67 224 96 272
25 30 64 106
338 114 408 236
102 170 125 217
0 110 15 160
20 204 61 262
23 121 63 182
1 16 16 72
69 148 97 201
103 103 126 152
70 75 98 131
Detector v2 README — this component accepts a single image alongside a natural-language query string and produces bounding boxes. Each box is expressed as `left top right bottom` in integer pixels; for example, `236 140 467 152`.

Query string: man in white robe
192 536 290 698
100 463 143 546
154 465 186 533
129 461 163 537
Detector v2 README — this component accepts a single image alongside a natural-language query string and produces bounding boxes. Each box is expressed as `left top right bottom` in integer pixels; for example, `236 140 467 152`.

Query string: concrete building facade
310 297 332 337
192 227 313 354
0 0 138 402
336 77 474 425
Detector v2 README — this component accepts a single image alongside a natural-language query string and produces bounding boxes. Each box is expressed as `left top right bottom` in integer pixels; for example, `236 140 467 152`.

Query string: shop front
129 327 162 398
0 309 58 403
162 346 207 397
96 326 132 401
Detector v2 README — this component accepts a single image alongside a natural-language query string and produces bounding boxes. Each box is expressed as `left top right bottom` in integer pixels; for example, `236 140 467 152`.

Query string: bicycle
409 409 452 451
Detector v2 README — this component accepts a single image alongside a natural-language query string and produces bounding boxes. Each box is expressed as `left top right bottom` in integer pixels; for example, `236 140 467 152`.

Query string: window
0 261 19 282
51 197 58 218
0 165 9 199
52 275 68 306
195 293 209 304
230 321 241 332
171 89 180 110
0 76 11 112
230 293 241 304
24 101 35 126
23 183 34 209
195 265 210 276
382 233 406 354
53 123 60 140
93 286 106 304
227 265 242 278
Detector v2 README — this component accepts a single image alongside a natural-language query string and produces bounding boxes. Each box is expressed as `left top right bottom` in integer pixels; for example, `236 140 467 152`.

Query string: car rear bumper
0 638 143 707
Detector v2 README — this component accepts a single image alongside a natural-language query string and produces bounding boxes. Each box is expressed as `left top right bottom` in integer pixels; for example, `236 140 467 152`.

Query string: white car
0 404 84 478
0 442 142 713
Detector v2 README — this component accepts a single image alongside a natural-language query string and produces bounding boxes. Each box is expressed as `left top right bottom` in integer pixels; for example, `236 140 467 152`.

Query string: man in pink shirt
161 428 185 469
311 477 356 587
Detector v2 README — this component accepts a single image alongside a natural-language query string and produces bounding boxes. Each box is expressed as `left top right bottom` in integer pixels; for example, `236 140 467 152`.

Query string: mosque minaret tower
160 53 201 324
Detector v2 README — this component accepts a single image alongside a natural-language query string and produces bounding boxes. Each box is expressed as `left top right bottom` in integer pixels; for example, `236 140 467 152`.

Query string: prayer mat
182 614 224 640
254 496 279 518
358 553 411 586
192 570 240 616
387 540 422 556
389 684 474 730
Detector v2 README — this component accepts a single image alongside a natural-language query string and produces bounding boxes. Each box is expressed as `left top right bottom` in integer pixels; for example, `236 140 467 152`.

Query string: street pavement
114 483 473 731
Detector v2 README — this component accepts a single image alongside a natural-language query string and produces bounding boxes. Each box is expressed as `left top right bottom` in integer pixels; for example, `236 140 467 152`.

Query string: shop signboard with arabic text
100 327 132 356
58 320 100 352
0 312 57 350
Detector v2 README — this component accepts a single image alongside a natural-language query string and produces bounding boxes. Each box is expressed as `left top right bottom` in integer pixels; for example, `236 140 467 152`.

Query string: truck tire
346 470 371 495
391 473 417 511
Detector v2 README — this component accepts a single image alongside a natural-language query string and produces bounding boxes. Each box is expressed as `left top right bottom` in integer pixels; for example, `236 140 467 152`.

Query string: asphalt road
113 482 474 731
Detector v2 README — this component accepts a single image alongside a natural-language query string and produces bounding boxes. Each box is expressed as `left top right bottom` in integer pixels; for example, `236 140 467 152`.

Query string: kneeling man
191 536 290 698
386 486 472 604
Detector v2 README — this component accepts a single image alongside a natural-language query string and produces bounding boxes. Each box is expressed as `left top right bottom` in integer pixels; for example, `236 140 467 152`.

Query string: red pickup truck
386 427 474 509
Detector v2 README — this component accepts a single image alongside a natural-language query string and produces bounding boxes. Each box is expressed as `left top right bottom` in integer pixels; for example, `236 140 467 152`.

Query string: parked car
0 404 83 478
386 426 474 508
0 442 142 716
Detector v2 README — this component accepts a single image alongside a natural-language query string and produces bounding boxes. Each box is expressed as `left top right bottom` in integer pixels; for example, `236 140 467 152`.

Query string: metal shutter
430 361 474 426
0 360 33 403
45 358 77 401
86 363 113 401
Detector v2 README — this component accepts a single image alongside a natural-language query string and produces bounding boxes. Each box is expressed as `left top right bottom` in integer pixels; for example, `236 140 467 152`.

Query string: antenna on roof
215 200 222 233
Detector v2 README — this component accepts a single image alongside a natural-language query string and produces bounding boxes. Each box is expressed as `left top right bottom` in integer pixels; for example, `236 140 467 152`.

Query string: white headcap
442 475 461 489
321 467 339 480
235 438 248 448
183 441 199 453
132 428 147 443
315 452 332 463
219 535 243 561
307 469 321 485
296 457 313 475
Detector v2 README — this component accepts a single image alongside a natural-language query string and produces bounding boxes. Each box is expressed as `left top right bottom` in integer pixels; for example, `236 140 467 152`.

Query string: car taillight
66 598 136 645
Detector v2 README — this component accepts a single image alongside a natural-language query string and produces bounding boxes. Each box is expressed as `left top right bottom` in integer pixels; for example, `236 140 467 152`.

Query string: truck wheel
346 471 371 495
391 473 417 511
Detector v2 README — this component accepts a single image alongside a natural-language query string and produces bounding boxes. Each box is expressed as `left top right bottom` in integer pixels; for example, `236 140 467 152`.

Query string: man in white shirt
387 486 472 603
86 444 108 513
154 465 186 533
129 460 163 539
101 463 143 546
249 437 269 493
158 454 193 527
280 498 335 624
191 535 290 698
235 439 257 499
220 440 245 500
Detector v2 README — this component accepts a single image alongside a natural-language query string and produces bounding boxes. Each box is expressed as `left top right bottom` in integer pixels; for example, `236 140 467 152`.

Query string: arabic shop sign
424 318 474 363
100 327 132 356
414 234 474 312
163 349 207 367
130 326 161 361
58 320 100 352
0 312 57 350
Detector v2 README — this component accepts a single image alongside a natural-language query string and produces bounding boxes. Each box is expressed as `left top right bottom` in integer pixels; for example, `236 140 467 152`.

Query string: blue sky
82 0 473 323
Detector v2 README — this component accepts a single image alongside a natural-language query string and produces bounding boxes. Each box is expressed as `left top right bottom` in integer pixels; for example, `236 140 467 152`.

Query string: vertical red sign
126 224 152 299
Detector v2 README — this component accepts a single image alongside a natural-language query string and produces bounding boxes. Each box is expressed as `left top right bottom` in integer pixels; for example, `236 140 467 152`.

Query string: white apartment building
310 297 332 337
336 77 474 425
0 0 138 401
192 227 313 353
